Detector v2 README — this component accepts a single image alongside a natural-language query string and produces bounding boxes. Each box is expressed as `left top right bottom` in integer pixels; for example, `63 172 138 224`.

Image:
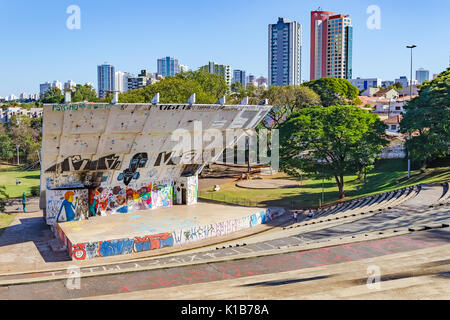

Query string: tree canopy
40 87 64 104
400 68 450 167
71 84 98 102
119 70 227 104
303 77 359 107
278 105 388 199
260 85 321 129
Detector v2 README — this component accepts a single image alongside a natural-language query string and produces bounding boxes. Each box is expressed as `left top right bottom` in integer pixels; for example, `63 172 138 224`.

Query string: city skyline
1 0 449 96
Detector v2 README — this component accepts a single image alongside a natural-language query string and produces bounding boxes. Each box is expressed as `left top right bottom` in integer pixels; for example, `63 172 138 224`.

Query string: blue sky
0 0 449 96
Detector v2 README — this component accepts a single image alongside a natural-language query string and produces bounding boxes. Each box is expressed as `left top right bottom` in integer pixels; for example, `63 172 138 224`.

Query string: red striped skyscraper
310 10 353 81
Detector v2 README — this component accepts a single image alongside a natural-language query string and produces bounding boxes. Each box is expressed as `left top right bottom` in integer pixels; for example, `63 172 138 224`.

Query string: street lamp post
406 45 417 179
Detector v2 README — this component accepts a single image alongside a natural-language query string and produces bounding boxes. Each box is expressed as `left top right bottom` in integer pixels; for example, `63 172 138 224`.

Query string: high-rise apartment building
310 10 333 80
115 71 134 93
416 68 430 84
39 80 63 95
64 80 76 93
97 63 115 98
232 70 246 87
178 64 189 73
310 10 353 80
268 17 302 86
199 62 232 87
157 57 179 77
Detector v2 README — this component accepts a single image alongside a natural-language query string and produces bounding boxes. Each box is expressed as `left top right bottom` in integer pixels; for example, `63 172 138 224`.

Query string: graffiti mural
99 239 134 257
88 182 173 217
45 154 122 173
117 153 148 186
186 176 198 205
63 208 281 260
133 233 174 252
46 189 89 225
151 184 173 208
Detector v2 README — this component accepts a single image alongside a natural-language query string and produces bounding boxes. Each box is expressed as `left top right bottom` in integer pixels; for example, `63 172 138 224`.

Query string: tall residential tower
310 11 353 80
199 62 232 87
97 63 115 98
268 17 302 86
157 57 179 77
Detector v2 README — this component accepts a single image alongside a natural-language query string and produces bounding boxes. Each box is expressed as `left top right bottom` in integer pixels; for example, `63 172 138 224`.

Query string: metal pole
406 45 416 179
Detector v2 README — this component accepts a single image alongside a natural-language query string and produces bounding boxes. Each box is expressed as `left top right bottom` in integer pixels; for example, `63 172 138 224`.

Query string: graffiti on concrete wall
45 154 122 173
65 208 277 260
117 153 148 186
89 183 173 217
186 176 198 205
151 184 173 208
46 189 89 225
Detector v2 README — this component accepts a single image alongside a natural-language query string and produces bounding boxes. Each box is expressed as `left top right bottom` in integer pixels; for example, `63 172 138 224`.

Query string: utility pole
406 45 417 179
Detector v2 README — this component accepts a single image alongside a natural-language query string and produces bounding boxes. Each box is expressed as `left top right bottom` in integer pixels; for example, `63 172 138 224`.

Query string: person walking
292 211 298 223
22 192 26 213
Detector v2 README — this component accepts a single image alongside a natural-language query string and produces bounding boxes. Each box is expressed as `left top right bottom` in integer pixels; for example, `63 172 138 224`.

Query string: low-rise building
373 88 399 100
383 115 403 133
398 85 419 96
350 77 382 91
360 87 380 97
0 106 43 123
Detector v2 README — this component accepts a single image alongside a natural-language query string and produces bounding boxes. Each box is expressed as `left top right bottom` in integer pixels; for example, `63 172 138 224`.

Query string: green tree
400 68 450 168
303 77 359 107
0 134 15 160
119 77 217 104
175 70 228 100
5 115 41 164
261 85 321 129
71 84 98 102
278 105 388 199
40 87 64 104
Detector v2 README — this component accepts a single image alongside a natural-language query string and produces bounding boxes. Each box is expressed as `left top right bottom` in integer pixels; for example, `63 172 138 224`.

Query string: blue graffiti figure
117 153 148 186
56 191 78 222
99 239 134 257
250 214 258 227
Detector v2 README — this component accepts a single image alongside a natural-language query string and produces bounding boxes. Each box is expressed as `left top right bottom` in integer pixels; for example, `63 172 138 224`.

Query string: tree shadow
0 216 71 263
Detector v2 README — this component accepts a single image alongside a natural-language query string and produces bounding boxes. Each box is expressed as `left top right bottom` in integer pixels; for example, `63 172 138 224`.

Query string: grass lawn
0 165 40 198
0 213 16 236
199 159 450 208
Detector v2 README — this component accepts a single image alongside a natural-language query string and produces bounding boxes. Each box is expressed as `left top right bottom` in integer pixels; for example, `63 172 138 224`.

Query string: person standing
22 192 26 212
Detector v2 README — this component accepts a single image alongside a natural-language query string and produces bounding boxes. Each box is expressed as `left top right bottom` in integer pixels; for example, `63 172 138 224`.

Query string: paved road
1 229 449 299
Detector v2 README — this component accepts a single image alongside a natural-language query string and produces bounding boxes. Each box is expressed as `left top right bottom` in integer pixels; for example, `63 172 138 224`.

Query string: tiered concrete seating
295 184 423 224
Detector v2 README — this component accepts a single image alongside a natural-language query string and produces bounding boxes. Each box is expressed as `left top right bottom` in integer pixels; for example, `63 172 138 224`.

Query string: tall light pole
406 44 416 178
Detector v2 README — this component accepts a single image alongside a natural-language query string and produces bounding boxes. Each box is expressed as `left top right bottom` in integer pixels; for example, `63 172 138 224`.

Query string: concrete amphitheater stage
56 203 282 261
236 179 302 189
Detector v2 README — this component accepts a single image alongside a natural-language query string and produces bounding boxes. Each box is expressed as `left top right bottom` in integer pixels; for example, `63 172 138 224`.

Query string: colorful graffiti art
64 208 280 260
46 189 89 225
151 184 173 208
133 233 174 252
117 153 148 186
88 182 174 217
